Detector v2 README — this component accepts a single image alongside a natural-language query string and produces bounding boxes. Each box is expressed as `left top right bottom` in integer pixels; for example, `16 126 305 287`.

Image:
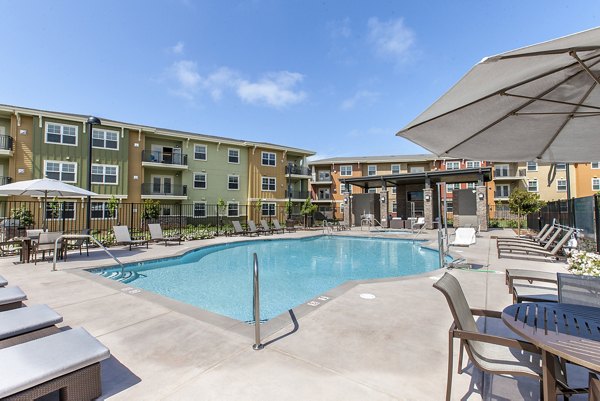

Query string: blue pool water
90 236 443 322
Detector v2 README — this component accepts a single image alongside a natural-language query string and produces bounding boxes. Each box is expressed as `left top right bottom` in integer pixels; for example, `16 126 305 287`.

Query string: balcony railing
0 177 11 185
315 194 332 200
141 183 188 196
285 190 309 199
286 165 311 176
315 175 332 182
494 168 526 178
142 150 188 166
494 191 510 198
0 135 13 151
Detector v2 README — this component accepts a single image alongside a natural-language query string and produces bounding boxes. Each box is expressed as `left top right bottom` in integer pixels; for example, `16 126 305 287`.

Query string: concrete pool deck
0 228 580 400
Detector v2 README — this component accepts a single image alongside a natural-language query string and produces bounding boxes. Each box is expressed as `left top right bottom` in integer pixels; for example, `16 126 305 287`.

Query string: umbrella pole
43 191 47 232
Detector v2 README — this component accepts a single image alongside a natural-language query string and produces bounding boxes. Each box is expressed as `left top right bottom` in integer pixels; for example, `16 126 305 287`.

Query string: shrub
568 250 600 276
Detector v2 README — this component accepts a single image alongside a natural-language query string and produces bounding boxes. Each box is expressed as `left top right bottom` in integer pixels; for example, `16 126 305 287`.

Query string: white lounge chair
0 304 62 349
0 286 27 311
451 227 476 246
113 226 149 250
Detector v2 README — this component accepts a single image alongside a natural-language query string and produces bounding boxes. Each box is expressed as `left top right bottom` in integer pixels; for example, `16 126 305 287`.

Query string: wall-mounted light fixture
478 192 485 200
425 194 431 202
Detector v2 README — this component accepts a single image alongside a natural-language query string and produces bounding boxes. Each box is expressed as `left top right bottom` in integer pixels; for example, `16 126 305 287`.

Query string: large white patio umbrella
397 27 600 162
0 178 97 230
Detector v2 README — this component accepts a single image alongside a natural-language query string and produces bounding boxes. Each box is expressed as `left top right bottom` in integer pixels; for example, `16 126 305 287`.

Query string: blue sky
2 1 599 159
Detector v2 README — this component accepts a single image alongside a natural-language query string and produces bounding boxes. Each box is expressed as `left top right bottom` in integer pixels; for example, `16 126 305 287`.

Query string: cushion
0 304 63 340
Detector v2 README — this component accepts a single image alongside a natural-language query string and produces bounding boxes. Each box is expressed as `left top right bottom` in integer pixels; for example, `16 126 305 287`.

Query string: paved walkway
0 228 580 400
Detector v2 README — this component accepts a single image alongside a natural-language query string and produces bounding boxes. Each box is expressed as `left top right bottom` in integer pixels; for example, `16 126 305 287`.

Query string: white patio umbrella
397 27 600 162
0 178 97 230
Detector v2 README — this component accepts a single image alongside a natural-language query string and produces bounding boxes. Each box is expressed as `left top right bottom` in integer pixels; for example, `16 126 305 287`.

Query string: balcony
141 183 188 200
285 190 310 200
494 191 510 200
313 174 333 184
0 135 13 157
493 168 526 181
313 194 333 203
286 165 311 178
141 150 188 170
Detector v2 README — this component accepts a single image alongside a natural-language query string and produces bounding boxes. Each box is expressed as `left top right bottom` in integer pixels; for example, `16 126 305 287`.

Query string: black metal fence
0 200 343 246
527 195 600 252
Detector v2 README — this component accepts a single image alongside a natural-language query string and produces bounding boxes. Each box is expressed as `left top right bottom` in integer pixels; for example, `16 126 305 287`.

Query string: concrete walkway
0 228 580 400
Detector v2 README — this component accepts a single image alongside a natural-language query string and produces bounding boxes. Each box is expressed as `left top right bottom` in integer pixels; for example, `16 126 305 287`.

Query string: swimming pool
90 236 443 322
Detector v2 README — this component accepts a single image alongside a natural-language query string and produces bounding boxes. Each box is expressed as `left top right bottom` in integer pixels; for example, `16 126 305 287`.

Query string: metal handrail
52 234 125 274
252 253 263 350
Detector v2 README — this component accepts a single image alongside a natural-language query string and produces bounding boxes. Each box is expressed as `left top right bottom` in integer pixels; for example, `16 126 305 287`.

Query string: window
228 175 239 190
194 202 206 217
261 202 276 216
194 144 207 160
193 173 207 189
341 183 352 194
527 161 538 172
466 161 481 168
228 148 240 164
495 184 510 198
317 171 331 181
593 178 600 191
446 202 453 213
45 122 77 146
391 186 397 194
466 182 476 189
446 183 460 193
392 202 397 213
162 206 172 216
261 151 276 166
555 163 566 171
446 161 460 170
92 129 118 150
557 179 567 192
494 164 510 177
262 177 276 191
410 166 424 173
391 164 400 174
91 202 117 219
367 165 377 176
44 161 76 183
340 165 352 176
593 162 600 169
368 188 376 193
46 201 75 220
528 179 538 192
91 164 118 184
227 202 239 217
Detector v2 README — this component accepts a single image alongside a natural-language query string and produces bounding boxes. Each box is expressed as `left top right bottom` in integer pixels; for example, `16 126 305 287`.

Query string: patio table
502 302 600 401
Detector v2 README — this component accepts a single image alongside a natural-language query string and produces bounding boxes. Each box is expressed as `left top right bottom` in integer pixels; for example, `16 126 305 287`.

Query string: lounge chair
0 274 7 287
451 227 476 246
505 268 557 294
0 327 110 400
232 221 250 236
260 220 276 234
247 220 263 236
269 219 285 234
0 286 27 312
498 228 574 259
0 304 62 349
273 219 292 233
496 225 559 246
113 226 149 250
433 273 544 401
558 273 600 307
148 224 181 246
512 283 558 303
496 223 551 243
411 217 425 231
33 232 64 265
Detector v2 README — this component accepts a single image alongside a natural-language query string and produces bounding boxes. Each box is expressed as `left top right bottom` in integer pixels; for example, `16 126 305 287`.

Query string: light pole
86 116 102 231
287 162 292 220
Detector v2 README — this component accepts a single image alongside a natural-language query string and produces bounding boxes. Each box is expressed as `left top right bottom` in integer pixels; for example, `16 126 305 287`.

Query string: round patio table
502 302 600 401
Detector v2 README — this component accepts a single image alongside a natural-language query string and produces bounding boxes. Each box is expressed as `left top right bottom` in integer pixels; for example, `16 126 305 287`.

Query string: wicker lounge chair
434 273 546 401
0 286 27 312
498 228 574 259
113 226 149 250
0 304 62 349
0 327 110 400
148 224 181 246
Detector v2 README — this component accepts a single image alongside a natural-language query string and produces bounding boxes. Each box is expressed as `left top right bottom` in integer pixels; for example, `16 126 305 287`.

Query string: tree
142 199 160 220
508 189 546 236
300 197 317 228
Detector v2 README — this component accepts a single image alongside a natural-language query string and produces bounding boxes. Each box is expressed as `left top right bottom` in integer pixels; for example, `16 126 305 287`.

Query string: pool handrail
52 234 125 274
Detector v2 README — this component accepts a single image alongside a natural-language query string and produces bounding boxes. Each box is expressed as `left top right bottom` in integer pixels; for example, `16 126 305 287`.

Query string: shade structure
0 178 97 230
398 27 600 162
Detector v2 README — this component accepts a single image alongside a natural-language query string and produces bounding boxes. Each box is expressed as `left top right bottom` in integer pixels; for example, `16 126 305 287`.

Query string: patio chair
63 229 90 261
269 219 285 234
411 217 425 231
113 226 149 251
260 220 276 234
246 220 263 236
148 224 181 246
0 286 27 312
496 223 551 243
0 239 22 257
497 227 563 253
433 272 545 401
0 274 6 287
558 273 600 307
25 229 44 241
0 304 62 349
496 225 559 246
505 268 557 294
33 232 64 265
451 227 476 246
498 228 574 259
0 327 110 400
232 221 250 236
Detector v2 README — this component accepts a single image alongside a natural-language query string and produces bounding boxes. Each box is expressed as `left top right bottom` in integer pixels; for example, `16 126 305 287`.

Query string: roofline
308 154 459 164
0 103 315 156
340 167 493 187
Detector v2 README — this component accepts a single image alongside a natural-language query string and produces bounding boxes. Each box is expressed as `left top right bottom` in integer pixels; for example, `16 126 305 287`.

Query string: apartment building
574 162 600 197
0 104 314 220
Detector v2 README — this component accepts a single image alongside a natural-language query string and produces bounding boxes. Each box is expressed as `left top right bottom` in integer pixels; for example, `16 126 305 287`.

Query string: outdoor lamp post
86 116 102 231
287 162 292 220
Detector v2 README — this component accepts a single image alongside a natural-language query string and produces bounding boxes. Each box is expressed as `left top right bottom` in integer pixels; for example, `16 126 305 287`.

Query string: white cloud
201 67 240 101
171 41 185 54
237 71 307 108
367 17 415 63
167 60 201 99
340 90 379 110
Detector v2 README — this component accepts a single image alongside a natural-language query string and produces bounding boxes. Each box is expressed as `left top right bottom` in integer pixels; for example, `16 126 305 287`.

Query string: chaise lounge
0 286 27 312
113 226 149 251
148 223 182 246
0 304 63 349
